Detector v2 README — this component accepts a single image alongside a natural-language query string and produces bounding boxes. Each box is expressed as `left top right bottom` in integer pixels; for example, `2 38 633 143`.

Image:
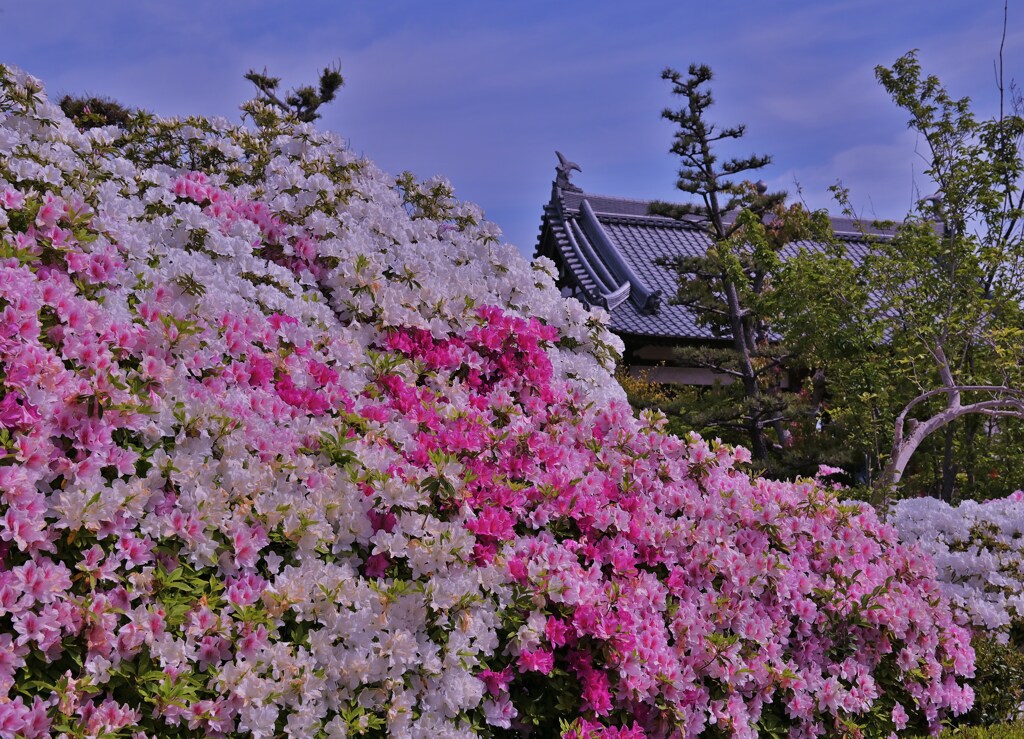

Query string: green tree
58 94 134 130
778 49 1024 502
244 64 344 123
648 65 828 469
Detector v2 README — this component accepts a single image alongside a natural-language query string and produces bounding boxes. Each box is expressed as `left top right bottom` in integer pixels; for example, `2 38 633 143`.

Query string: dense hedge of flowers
891 493 1024 642
0 64 974 738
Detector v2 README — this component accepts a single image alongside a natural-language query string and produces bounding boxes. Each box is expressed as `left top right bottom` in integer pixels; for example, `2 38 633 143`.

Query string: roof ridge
591 212 702 228
561 187 900 238
573 190 666 207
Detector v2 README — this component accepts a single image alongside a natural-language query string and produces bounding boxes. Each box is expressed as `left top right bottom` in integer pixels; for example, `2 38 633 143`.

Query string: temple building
533 153 895 385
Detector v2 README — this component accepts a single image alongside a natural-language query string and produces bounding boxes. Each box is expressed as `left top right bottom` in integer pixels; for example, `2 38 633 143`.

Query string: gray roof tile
538 186 893 341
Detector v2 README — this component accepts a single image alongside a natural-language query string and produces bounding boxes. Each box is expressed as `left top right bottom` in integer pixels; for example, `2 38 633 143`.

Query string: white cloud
773 129 927 221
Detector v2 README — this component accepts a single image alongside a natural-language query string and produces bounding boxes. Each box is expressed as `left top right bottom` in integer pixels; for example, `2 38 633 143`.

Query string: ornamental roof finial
555 151 582 192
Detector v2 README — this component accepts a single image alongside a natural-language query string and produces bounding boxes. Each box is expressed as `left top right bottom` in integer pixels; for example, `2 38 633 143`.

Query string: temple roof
536 182 897 341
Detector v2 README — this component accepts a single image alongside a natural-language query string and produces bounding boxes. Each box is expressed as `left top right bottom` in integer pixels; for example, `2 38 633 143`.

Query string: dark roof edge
579 200 662 314
559 187 905 240
582 211 702 229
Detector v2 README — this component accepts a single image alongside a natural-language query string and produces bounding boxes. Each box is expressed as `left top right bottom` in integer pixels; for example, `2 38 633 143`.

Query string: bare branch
883 388 1024 499
893 384 1024 445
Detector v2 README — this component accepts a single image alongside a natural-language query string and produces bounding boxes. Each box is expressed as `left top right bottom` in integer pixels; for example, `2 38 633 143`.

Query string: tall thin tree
652 65 821 463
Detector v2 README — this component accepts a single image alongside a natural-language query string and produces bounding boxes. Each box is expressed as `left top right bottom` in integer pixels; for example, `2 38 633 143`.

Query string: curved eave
578 199 662 314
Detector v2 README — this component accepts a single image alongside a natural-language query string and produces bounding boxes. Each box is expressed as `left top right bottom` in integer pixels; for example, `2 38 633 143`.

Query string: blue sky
4 1 1021 256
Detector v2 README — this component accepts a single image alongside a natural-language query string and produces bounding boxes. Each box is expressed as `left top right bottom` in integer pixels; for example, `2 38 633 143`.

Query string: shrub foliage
0 65 975 738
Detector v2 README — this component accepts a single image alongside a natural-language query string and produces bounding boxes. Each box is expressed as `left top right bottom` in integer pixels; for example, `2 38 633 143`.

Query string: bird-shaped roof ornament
555 151 582 192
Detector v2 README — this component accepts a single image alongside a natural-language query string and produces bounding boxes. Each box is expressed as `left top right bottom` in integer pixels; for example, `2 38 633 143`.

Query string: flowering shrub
960 633 1024 727
891 493 1024 640
0 64 974 738
891 493 1024 726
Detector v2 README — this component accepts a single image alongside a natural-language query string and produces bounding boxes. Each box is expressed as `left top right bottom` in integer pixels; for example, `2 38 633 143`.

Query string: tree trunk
941 424 956 502
875 385 1024 505
748 420 770 460
722 279 769 457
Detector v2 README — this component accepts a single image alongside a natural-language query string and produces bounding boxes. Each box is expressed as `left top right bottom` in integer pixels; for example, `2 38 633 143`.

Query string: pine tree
58 94 134 130
244 64 344 123
650 65 825 466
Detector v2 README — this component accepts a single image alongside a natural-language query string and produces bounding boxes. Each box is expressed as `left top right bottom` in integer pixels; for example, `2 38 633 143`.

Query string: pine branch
244 63 344 122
